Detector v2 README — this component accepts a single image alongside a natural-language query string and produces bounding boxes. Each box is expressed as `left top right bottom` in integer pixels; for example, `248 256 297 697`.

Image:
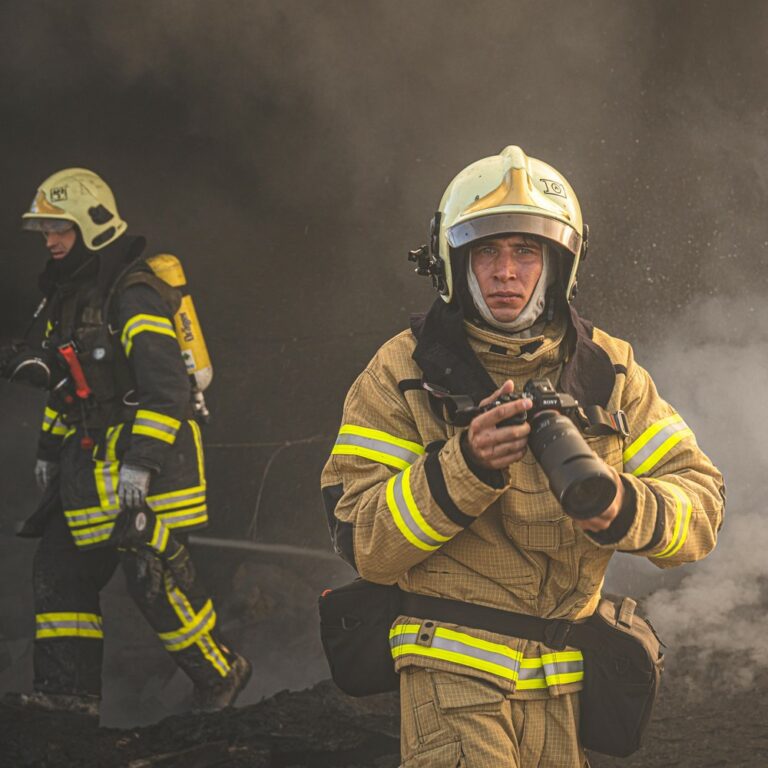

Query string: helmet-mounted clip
408 244 446 294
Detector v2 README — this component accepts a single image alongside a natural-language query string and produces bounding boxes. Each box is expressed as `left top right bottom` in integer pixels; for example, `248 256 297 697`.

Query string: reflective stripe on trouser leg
399 666 587 768
32 513 118 696
120 549 232 686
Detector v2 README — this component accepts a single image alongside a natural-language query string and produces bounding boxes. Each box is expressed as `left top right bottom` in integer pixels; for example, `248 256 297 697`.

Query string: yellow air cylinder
146 254 213 392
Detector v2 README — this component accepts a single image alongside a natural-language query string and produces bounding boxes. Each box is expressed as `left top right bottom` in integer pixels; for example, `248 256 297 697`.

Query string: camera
455 378 617 520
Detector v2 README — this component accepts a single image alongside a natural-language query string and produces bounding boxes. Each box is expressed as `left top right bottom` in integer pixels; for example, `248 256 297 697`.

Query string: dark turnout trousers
33 510 234 697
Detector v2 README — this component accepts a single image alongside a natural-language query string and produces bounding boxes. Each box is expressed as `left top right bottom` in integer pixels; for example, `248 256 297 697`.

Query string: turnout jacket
34 236 207 549
321 301 724 698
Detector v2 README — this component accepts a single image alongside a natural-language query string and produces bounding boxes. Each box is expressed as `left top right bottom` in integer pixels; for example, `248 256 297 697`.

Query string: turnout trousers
400 667 590 768
32 509 234 697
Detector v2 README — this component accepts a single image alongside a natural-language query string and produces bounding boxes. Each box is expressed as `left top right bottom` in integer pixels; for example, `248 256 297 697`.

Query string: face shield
22 217 77 234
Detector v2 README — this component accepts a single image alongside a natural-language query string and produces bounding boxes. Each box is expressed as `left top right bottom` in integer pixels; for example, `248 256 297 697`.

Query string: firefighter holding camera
321 146 724 766
4 169 250 718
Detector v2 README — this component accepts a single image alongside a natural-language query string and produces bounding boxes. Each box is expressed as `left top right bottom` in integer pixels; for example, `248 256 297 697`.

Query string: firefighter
321 146 724 766
8 168 250 718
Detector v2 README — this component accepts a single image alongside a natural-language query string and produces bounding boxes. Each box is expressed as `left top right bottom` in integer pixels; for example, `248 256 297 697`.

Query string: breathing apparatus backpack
120 253 213 421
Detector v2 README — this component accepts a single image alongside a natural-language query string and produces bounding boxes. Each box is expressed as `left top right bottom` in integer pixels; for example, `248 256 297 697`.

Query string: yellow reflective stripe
133 424 176 444
36 611 104 640
133 409 181 444
64 506 119 526
148 484 205 504
386 472 439 552
94 425 122 509
136 409 181 430
390 623 523 681
402 465 451 543
71 523 115 547
332 424 424 471
623 414 681 463
190 420 206 486
42 407 68 436
150 519 170 553
623 414 694 476
339 425 424 455
653 482 694 559
121 314 176 356
162 587 230 676
158 505 208 527
390 626 583 689
45 320 54 338
630 428 694 477
147 490 206 512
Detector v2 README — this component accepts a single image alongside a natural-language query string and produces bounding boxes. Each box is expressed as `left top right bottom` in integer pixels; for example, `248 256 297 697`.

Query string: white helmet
22 168 127 251
410 145 587 303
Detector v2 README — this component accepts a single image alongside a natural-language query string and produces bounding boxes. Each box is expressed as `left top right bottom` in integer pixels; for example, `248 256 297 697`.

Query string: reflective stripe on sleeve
332 424 424 471
42 407 68 436
386 465 451 552
623 414 694 476
132 409 181 445
652 481 694 559
36 612 104 640
121 314 176 356
390 625 584 688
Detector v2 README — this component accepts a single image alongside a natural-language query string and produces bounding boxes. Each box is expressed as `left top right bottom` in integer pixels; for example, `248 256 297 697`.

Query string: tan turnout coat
321 309 724 699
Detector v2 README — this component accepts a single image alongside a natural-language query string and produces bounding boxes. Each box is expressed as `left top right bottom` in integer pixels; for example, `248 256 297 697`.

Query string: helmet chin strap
466 244 554 334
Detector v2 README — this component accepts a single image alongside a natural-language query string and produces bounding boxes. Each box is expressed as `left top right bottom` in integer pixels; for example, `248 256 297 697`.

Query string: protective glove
165 541 196 592
34 459 59 491
133 547 165 602
118 463 152 510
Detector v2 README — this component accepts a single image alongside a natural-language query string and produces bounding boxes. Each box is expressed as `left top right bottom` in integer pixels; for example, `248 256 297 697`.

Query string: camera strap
581 405 630 438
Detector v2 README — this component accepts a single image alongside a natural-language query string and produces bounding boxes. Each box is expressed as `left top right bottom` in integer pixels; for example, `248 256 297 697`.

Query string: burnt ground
2 656 767 768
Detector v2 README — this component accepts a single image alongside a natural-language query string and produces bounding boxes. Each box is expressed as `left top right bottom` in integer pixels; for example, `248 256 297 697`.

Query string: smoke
1 0 768 724
605 294 768 695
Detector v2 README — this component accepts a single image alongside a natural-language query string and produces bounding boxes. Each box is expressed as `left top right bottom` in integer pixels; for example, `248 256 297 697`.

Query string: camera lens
528 411 617 520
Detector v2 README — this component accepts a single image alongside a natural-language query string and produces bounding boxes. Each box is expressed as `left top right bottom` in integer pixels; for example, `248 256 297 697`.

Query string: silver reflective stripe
544 660 583 677
148 490 204 508
123 317 173 337
430 634 522 675
159 509 208 526
37 619 102 633
161 603 214 650
390 630 418 648
391 471 443 549
335 433 422 465
134 417 177 436
624 418 691 474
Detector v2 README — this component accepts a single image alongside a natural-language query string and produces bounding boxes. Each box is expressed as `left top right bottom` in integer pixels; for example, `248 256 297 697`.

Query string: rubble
2 660 767 768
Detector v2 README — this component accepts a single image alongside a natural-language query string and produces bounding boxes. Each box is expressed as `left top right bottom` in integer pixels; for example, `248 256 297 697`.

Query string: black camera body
456 379 617 520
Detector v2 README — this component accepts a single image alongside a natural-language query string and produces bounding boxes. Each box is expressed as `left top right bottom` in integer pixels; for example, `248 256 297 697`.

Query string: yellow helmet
22 168 127 251
411 146 587 303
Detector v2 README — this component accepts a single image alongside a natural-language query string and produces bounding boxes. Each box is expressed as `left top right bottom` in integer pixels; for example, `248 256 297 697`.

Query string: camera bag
318 580 663 757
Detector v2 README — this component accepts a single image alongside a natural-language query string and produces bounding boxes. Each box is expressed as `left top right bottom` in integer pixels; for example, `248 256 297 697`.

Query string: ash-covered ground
2 651 767 768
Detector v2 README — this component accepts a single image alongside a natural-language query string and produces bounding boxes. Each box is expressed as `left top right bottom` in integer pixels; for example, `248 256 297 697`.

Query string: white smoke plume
606 294 768 694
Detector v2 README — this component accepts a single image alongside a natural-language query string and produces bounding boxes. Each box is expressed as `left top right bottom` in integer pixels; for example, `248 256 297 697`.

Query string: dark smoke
0 0 766 724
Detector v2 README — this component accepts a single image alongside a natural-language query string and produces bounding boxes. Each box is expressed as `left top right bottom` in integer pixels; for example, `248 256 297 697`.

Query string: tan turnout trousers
400 667 589 768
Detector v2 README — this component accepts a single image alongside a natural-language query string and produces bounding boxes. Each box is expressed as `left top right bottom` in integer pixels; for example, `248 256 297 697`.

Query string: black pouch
318 579 401 697
577 597 664 757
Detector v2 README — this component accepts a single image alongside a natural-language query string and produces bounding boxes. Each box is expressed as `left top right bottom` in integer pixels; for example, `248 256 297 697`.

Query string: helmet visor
22 217 76 234
447 213 582 259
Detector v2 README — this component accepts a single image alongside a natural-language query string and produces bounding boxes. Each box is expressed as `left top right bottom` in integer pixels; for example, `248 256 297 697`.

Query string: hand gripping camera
455 379 618 520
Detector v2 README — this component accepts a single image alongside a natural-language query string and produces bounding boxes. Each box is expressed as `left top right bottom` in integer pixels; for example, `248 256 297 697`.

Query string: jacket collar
411 299 615 408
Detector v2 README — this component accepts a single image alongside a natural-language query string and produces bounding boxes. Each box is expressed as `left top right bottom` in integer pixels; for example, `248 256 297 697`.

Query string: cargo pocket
434 673 506 713
402 739 464 767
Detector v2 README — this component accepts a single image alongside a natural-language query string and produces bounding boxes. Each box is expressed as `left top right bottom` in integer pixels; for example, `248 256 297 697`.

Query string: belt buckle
543 620 572 651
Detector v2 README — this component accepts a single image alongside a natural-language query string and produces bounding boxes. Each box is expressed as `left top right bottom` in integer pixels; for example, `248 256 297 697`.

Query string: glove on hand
165 542 196 593
118 463 152 510
34 459 59 491
133 548 165 602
